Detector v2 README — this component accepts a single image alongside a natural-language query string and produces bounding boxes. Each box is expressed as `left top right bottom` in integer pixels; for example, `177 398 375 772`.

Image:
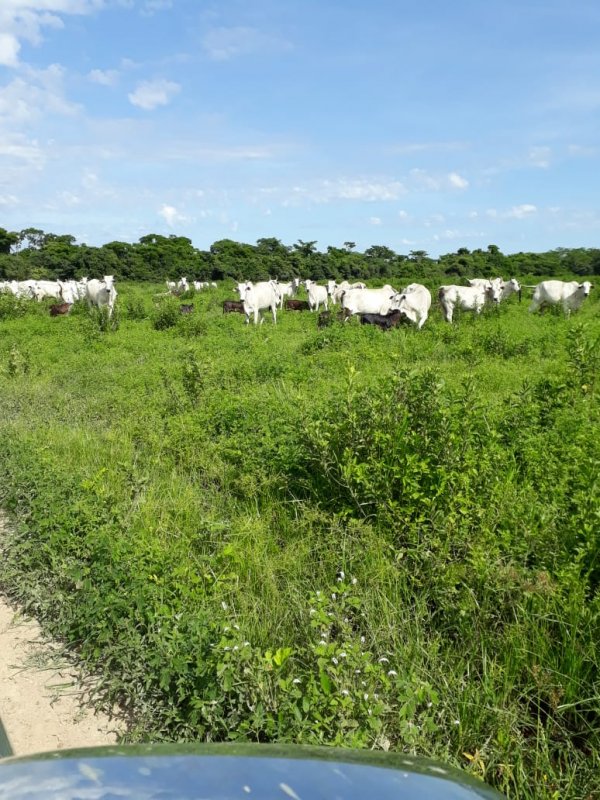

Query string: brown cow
284 299 310 311
49 303 71 316
223 299 244 313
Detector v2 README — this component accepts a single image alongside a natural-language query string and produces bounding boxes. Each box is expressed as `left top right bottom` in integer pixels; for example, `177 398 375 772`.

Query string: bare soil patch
0 511 123 757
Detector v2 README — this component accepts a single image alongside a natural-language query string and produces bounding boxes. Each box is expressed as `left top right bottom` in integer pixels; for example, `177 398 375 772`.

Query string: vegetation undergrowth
0 281 598 799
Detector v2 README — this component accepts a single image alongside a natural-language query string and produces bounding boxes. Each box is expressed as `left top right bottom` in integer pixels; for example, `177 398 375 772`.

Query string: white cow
390 284 432 329
438 282 502 323
529 280 592 315
6 280 36 298
468 277 504 291
328 280 367 305
273 279 299 309
340 285 396 319
500 278 521 302
33 280 76 304
304 280 329 312
243 281 279 324
86 275 117 317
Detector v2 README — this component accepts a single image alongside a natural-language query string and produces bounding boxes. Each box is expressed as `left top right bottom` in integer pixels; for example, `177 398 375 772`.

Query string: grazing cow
180 304 194 314
529 280 593 315
284 298 310 311
223 299 245 313
329 280 368 304
272 279 299 309
243 281 279 324
86 275 117 317
468 277 504 291
438 282 502 323
340 285 396 319
304 280 329 312
33 280 76 304
359 309 404 330
500 278 522 302
389 284 432 329
49 302 71 316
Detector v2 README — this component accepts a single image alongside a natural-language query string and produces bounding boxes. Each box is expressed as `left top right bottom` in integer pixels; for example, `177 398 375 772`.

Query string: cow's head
580 281 592 296
486 280 503 304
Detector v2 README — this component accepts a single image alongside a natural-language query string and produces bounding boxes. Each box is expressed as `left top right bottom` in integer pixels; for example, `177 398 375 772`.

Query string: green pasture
0 281 598 799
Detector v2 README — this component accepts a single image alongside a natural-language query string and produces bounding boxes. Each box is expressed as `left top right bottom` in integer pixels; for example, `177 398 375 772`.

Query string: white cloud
158 203 188 227
141 0 173 15
88 68 119 86
529 146 551 169
507 204 537 219
128 79 181 110
0 32 20 67
202 26 292 61
0 64 79 125
0 1 100 68
0 193 19 207
448 172 468 189
485 204 537 220
369 216 382 226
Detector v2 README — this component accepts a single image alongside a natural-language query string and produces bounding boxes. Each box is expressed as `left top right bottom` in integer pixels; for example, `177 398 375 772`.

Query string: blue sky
1 0 599 257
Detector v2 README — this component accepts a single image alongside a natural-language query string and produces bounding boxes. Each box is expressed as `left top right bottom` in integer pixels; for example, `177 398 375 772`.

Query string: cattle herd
1 276 117 317
225 277 593 328
1 275 593 329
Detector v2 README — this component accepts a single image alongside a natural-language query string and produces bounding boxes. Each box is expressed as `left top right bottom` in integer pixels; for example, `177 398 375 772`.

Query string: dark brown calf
223 299 245 313
180 303 194 314
359 309 405 329
50 302 71 316
285 299 310 311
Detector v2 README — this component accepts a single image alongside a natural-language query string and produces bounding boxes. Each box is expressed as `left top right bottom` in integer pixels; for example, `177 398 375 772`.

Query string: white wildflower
319 639 327 646
233 624 240 630
351 577 358 585
331 593 337 600
340 652 347 658
378 657 389 664
454 719 460 726
221 601 228 610
332 657 339 665
387 670 397 677
363 693 369 700
360 636 366 644
292 678 301 685
341 689 350 696
338 570 345 579
243 641 250 647
309 608 316 616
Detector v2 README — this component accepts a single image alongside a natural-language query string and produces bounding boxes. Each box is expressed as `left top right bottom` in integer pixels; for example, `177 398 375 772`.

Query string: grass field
0 280 598 798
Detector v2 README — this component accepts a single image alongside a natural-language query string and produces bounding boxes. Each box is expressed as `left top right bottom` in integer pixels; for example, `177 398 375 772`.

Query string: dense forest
1 226 599 283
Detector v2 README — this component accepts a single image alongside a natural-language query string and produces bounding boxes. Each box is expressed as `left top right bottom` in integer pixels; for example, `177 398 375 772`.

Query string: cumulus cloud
529 146 551 168
0 1 100 68
0 32 20 67
448 172 469 189
485 205 537 220
0 64 78 125
142 0 173 14
507 204 537 219
128 79 181 110
158 203 187 227
369 216 382 225
88 68 119 86
202 26 292 61
408 169 468 191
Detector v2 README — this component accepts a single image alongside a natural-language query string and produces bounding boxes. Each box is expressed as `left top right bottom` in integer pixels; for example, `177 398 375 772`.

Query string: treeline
1 226 599 283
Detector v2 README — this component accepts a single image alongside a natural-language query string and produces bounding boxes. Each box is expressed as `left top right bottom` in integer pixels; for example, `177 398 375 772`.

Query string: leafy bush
152 298 180 330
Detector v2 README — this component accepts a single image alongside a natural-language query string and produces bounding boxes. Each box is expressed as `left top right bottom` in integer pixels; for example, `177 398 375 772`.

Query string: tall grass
0 281 598 798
